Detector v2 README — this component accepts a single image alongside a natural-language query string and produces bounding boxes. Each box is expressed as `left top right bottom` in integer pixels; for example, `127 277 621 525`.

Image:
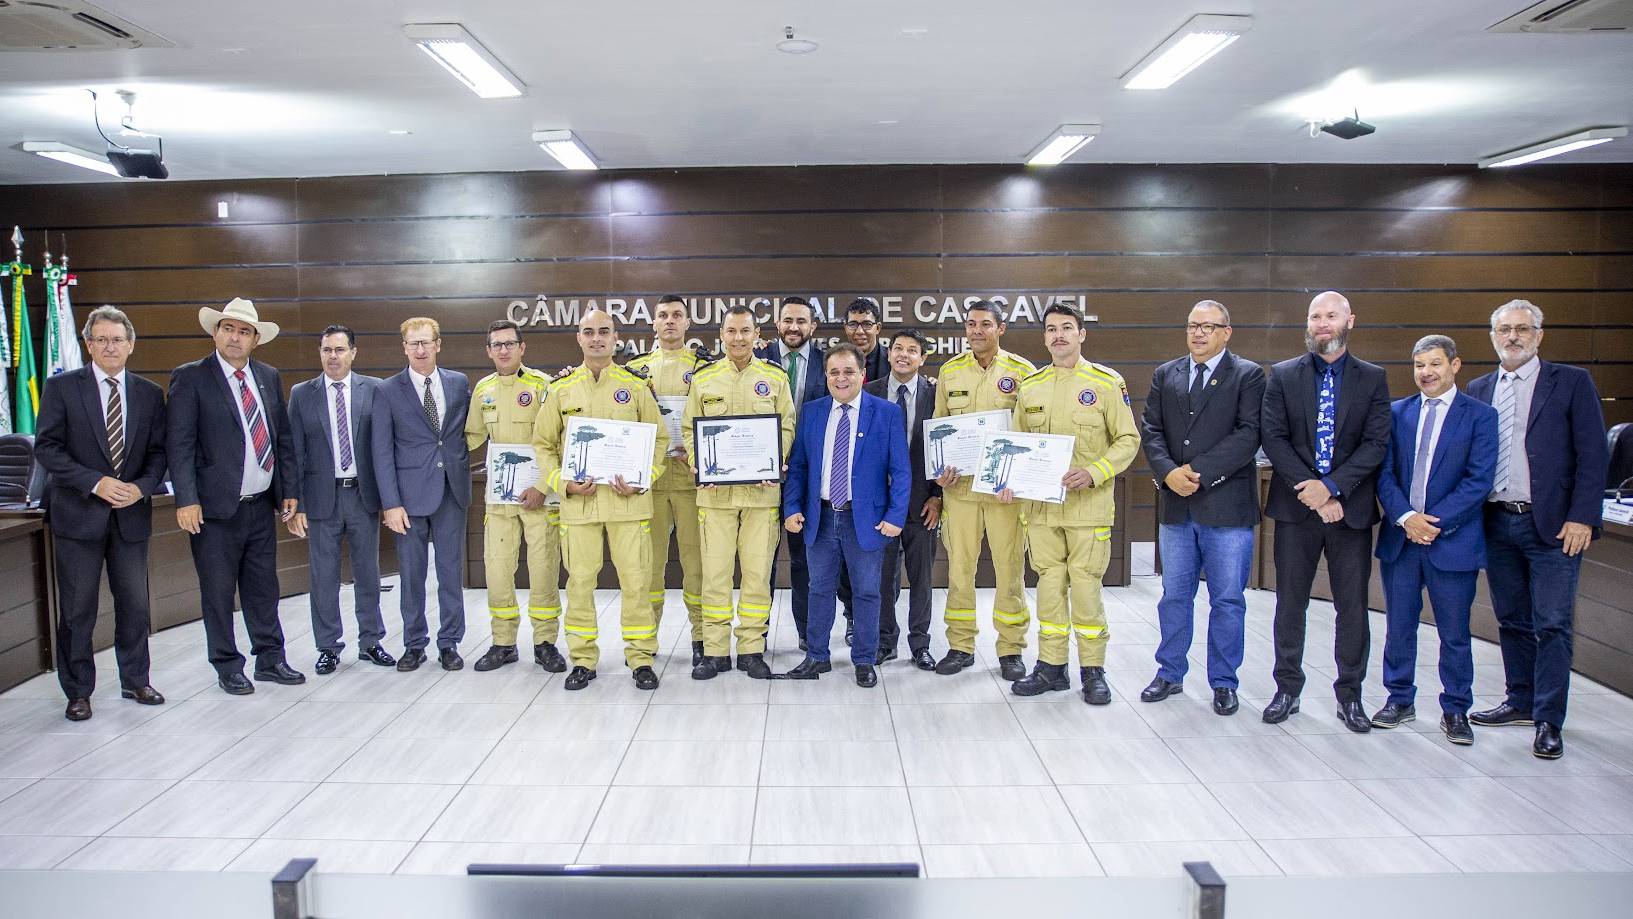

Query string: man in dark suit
167 297 304 694
1467 300 1608 759
863 328 941 670
286 324 393 675
844 297 892 383
1140 300 1265 716
755 296 826 645
34 306 168 720
371 316 473 672
1373 335 1498 745
780 343 912 687
1259 290 1391 732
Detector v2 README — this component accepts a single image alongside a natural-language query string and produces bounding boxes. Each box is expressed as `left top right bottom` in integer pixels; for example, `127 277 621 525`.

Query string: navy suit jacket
370 368 472 516
288 373 382 518
34 366 168 542
1142 350 1266 529
166 354 296 520
756 341 828 408
1375 390 1498 571
1467 360 1607 544
784 392 912 553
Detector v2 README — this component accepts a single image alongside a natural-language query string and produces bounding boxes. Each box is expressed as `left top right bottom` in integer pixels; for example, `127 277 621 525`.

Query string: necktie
1315 365 1336 476
896 383 910 433
234 369 275 472
1493 372 1516 495
831 403 852 506
105 378 125 472
422 376 440 431
1188 362 1207 414
1410 398 1441 513
333 381 353 473
785 350 800 401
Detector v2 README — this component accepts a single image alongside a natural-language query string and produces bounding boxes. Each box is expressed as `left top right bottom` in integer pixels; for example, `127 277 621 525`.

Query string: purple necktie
333 381 353 473
831 403 852 506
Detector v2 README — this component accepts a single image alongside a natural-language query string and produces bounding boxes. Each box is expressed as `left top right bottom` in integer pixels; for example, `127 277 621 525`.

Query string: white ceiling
2 0 1632 184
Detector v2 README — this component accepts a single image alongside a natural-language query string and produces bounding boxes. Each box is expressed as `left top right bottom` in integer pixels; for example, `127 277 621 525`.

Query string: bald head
1310 290 1351 315
1305 290 1354 359
577 308 618 366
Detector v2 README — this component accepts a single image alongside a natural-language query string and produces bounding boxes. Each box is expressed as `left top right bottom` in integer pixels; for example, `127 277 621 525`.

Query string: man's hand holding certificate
923 409 1011 482
969 431 1076 504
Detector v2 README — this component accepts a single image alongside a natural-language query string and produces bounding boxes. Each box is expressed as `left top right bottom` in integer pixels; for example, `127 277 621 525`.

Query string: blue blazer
1375 390 1498 571
370 367 472 516
288 373 382 518
1467 360 1608 545
784 392 912 553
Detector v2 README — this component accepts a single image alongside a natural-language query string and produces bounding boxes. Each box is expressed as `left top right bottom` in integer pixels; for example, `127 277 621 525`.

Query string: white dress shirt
819 393 862 502
409 367 445 429
1490 356 1539 503
324 373 356 478
887 374 920 428
92 364 127 448
1397 388 1454 525
217 352 274 497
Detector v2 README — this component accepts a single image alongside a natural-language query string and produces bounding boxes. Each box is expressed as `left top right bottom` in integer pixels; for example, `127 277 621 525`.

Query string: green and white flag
4 226 38 435
44 254 83 376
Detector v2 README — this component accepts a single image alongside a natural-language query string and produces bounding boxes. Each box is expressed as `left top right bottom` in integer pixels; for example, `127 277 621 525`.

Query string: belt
1489 500 1532 514
337 478 359 488
822 499 852 512
239 491 268 503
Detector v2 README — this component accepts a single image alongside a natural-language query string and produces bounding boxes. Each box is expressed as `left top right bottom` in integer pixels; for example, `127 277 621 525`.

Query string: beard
780 328 810 349
1305 326 1348 356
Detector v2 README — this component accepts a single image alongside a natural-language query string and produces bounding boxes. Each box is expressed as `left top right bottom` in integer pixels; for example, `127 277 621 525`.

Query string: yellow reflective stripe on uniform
682 592 702 602
1080 366 1122 388
992 609 1030 625
1073 624 1107 638
564 624 599 637
702 604 734 620
622 626 658 639
1092 458 1116 482
648 591 665 600
489 608 521 619
1039 619 1072 635
944 608 977 621
1094 526 1112 541
1019 375 1049 391
546 469 563 491
738 602 770 620
528 606 561 620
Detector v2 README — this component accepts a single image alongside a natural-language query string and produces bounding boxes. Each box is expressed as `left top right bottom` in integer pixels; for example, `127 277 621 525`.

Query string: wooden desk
0 514 51 693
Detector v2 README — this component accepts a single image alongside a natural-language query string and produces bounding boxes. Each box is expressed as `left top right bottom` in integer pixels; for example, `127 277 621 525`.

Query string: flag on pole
44 251 83 376
4 226 38 435
0 253 11 434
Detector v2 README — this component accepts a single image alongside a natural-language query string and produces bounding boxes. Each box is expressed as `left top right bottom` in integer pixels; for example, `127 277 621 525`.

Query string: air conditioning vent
1489 0 1633 33
0 0 174 51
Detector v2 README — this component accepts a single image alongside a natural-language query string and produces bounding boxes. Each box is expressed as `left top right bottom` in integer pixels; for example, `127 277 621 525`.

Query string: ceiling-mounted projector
1319 110 1376 140
91 89 168 178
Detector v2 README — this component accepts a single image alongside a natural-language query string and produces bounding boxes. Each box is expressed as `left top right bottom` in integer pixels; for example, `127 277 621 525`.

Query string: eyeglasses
844 320 878 331
1494 325 1536 337
1185 323 1227 335
487 340 522 351
405 339 439 349
88 336 130 348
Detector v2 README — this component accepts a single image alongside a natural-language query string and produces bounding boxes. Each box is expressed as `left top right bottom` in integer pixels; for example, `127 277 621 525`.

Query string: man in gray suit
287 325 394 675
371 317 473 672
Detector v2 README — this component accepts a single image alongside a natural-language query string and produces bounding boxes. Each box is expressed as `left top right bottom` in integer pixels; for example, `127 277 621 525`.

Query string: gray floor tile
922 843 1102 877
0 732 112 777
1032 738 1197 785
614 741 762 786
1090 840 1280 877
107 779 316 838
898 740 1052 786
751 844 920 866
377 702 527 740
633 704 767 741
758 741 904 787
509 704 648 741
253 701 408 739
891 703 1025 741
425 784 605 844
580 844 753 864
762 704 895 741
1207 780 1413 839
49 732 240 781
586 786 756 845
416 668 550 705
1354 777 1573 836
1293 730 1485 780
192 735 368 783
470 740 629 786
1423 834 1632 872
754 787 919 845
328 737 498 784
911 786 1084 845
58 836 252 871
1059 784 1248 842
0 835 93 868
130 699 292 736
265 781 460 841
0 778 173 836
1167 736 1341 783
396 842 581 874
1010 699 1157 740
1258 836 1458 875
228 838 416 873
1500 776 1633 835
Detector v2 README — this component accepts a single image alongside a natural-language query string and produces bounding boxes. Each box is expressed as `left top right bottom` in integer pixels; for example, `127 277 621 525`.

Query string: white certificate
969 431 1075 504
656 396 688 457
562 416 659 489
694 413 784 486
923 409 1011 480
486 443 541 505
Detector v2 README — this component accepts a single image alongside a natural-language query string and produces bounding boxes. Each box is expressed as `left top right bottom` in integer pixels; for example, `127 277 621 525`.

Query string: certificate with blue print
922 409 1011 480
969 431 1074 504
563 416 658 489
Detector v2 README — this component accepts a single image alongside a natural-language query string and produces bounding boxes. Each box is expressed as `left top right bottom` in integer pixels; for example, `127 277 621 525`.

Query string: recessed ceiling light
404 23 525 98
876 119 900 125
18 141 119 176
1480 127 1627 168
1121 14 1251 90
778 26 819 54
388 129 413 135
532 130 598 170
1026 124 1099 166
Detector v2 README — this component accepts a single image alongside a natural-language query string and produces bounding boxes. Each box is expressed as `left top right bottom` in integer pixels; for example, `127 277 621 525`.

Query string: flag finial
9 227 20 261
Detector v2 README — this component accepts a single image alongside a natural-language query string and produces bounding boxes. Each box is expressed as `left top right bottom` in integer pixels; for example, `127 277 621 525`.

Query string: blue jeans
1484 506 1581 726
1155 518 1253 689
804 505 884 665
1381 544 1476 715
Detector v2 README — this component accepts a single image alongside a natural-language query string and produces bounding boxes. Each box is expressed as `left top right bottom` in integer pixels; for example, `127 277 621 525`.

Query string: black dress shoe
1370 702 1416 729
1080 666 1112 705
1470 701 1534 727
219 672 255 695
737 652 772 679
254 662 307 685
690 641 706 668
1442 712 1474 745
935 650 974 675
564 666 597 690
360 645 397 667
439 648 464 671
396 648 427 672
855 665 878 688
121 685 165 705
1337 700 1372 733
877 647 899 664
633 666 659 690
1013 662 1070 696
474 645 518 672
64 698 92 721
997 655 1026 682
1262 692 1299 723
845 622 855 647
913 649 936 671
1212 687 1239 716
314 651 340 675
1140 676 1183 703
782 658 832 680
1533 721 1564 759
534 641 567 673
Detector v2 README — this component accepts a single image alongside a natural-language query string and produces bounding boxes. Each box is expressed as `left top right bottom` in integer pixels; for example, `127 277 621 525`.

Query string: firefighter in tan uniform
1005 303 1140 704
534 310 668 691
466 320 567 673
626 295 714 667
682 304 795 681
931 300 1037 681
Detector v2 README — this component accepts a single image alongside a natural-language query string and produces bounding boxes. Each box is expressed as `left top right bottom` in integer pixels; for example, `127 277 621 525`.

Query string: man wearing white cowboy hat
166 297 305 694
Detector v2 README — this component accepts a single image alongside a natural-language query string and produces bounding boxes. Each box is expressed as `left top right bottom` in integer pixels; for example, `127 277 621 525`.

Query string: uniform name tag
561 407 583 415
1024 405 1044 413
950 390 970 398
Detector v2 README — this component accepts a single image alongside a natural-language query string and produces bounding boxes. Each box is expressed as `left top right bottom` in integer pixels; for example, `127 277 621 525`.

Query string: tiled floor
2 562 1632 878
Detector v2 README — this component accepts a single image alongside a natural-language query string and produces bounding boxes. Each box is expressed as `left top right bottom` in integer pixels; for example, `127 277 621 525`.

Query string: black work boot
533 641 567 673
693 655 728 680
690 640 706 668
473 644 518 672
1011 662 1070 696
736 652 772 680
1080 666 1112 705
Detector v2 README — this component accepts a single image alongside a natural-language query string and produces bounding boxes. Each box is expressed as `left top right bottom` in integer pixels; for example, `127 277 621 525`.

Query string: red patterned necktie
234 369 275 472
